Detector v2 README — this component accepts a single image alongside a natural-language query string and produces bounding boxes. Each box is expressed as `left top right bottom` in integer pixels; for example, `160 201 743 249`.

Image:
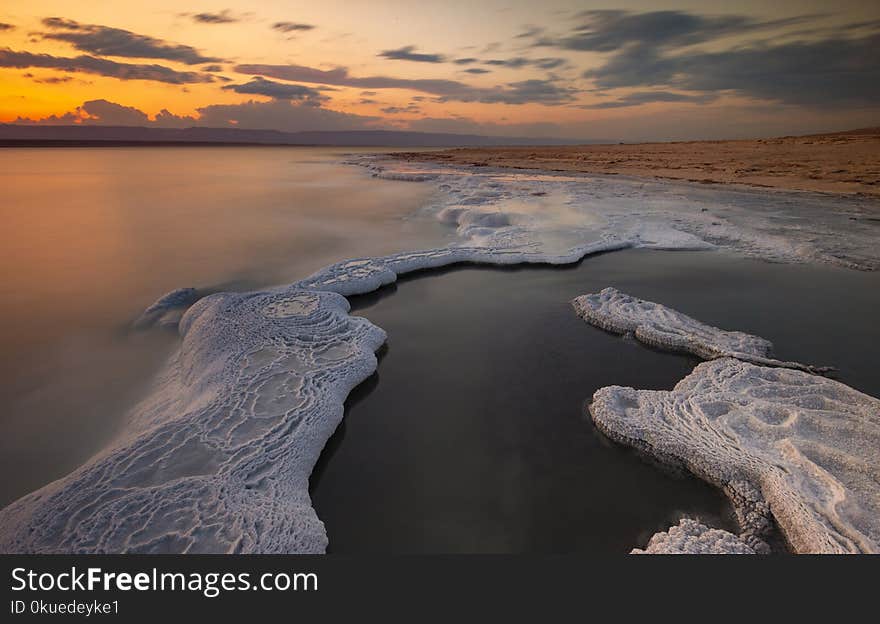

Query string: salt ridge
572 287 833 374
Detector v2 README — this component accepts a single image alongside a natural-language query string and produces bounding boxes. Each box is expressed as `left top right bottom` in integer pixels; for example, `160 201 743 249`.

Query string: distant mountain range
0 125 608 147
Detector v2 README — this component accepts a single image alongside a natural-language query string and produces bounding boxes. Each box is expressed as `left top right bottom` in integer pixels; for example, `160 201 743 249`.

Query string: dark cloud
583 33 880 108
15 99 151 125
516 25 543 39
379 45 446 63
222 77 327 104
0 23 15 32
481 56 568 70
202 64 224 72
0 48 215 83
32 75 75 84
79 99 150 124
272 22 315 33
191 11 238 24
380 103 421 114
581 91 717 109
235 63 577 104
16 97 378 133
453 58 478 65
536 9 806 52
522 10 880 109
195 99 377 132
468 79 576 105
532 57 567 70
464 68 491 74
484 57 531 68
39 17 220 64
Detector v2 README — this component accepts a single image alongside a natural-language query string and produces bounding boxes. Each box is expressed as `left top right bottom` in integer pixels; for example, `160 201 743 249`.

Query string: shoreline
389 128 880 198
1 154 878 554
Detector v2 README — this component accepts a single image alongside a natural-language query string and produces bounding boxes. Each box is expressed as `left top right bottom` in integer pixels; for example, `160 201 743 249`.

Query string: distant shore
393 127 880 197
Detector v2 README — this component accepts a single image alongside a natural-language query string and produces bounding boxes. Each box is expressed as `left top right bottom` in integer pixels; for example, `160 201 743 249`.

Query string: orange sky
1 1 878 140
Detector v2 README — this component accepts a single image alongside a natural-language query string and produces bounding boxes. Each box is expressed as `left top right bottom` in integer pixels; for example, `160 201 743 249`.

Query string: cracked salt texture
631 519 756 554
591 359 880 554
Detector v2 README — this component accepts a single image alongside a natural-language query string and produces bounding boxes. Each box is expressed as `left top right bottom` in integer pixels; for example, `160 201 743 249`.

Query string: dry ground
395 127 880 196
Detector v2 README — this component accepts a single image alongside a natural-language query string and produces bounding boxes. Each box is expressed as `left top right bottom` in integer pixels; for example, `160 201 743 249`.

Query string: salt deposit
572 287 832 374
1 155 877 553
591 359 880 554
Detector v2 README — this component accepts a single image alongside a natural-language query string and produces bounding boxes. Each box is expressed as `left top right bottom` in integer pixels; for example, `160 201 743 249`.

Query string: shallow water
310 249 880 553
0 146 446 506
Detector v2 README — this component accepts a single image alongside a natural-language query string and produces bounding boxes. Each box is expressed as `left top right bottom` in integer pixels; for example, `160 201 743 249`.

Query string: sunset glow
1 1 878 140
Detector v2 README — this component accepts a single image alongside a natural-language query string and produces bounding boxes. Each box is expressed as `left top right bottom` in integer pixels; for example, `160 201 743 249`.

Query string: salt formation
134 287 201 329
355 155 880 270
591 359 880 554
631 519 756 554
572 287 832 374
0 289 385 553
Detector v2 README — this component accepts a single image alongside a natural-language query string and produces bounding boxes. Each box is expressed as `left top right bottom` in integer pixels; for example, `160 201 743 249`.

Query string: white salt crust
631 519 756 554
591 359 880 554
1 156 878 553
572 287 832 374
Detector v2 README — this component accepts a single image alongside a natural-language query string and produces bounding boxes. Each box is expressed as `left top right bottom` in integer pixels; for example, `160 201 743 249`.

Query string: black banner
0 554 871 621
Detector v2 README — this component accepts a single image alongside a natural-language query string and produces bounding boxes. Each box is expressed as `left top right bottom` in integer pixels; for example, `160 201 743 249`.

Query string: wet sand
393 127 880 196
310 249 880 554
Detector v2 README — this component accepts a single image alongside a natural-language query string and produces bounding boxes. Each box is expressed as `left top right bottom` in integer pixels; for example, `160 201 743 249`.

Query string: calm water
311 249 880 553
0 146 446 506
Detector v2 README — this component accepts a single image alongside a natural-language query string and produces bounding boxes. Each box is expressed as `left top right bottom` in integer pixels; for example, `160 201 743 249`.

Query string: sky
0 1 878 141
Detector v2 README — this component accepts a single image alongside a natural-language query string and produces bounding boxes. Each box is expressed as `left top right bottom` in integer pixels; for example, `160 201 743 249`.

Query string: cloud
191 11 238 24
521 10 880 109
583 32 880 108
379 45 446 63
14 99 150 125
222 77 327 103
470 79 576 105
0 23 15 32
535 9 806 52
484 57 530 68
39 17 220 64
272 22 315 33
453 58 478 65
78 99 151 124
195 99 377 132
31 75 75 84
0 48 215 83
380 104 421 114
580 91 717 109
15 97 378 133
463 68 491 74
482 57 567 70
235 63 577 104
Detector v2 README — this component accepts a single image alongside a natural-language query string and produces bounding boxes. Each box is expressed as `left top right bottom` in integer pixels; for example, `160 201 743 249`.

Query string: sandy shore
395 127 880 196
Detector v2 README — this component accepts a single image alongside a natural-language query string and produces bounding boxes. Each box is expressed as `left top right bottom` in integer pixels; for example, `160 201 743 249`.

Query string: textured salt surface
358 156 880 270
591 359 880 553
572 287 832 374
631 519 756 554
1 155 877 553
